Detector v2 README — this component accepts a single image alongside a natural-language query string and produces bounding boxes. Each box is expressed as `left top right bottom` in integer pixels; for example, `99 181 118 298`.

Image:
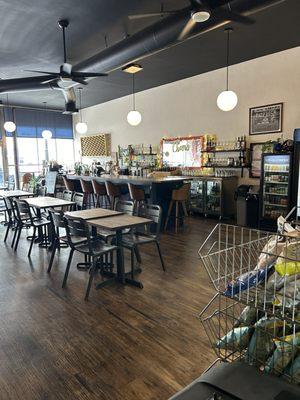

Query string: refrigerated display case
292 128 300 215
190 177 237 219
259 153 292 231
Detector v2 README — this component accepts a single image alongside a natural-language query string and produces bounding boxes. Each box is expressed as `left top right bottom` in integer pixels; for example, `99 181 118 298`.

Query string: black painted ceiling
0 0 299 110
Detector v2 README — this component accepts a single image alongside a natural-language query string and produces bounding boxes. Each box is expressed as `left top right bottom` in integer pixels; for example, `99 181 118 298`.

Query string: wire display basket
198 210 300 386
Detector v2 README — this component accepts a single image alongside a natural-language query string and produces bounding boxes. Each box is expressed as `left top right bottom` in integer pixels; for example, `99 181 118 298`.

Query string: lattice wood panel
80 134 111 157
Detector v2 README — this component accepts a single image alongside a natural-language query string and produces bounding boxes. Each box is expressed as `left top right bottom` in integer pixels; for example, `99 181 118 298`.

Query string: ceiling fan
24 19 108 89
128 1 254 39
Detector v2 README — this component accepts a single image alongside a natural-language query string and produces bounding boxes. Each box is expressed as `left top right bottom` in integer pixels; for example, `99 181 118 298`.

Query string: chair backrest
13 199 32 223
64 215 90 249
128 183 145 202
105 181 121 197
172 183 191 201
92 179 107 196
73 192 84 210
37 186 47 197
62 190 74 202
80 179 93 194
3 197 14 222
115 200 134 215
48 208 65 230
62 176 75 192
137 204 162 237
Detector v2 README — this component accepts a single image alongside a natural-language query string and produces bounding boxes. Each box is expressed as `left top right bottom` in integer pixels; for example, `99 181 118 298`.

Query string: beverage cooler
190 177 237 219
292 128 300 214
259 153 292 231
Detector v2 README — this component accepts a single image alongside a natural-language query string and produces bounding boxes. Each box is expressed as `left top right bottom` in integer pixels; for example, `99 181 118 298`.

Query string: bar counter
67 174 188 226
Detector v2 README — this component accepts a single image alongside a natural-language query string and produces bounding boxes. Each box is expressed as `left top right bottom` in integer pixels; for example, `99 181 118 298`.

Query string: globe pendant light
127 73 142 126
76 88 88 134
41 102 53 139
3 94 16 133
217 27 238 112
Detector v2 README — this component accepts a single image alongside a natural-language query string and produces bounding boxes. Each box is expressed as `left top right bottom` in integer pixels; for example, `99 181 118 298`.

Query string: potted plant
74 162 82 175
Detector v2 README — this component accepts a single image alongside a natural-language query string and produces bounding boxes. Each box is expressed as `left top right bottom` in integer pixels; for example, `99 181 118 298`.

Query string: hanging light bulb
41 102 53 139
217 28 238 112
3 94 16 132
76 88 88 134
127 73 142 126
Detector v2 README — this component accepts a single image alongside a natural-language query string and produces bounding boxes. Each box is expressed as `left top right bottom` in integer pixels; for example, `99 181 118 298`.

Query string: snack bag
286 355 300 383
215 326 253 351
234 306 261 328
275 242 300 276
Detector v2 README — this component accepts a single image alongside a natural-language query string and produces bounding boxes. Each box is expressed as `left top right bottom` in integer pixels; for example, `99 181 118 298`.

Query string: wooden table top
24 196 75 209
87 214 152 231
0 190 32 198
65 208 122 220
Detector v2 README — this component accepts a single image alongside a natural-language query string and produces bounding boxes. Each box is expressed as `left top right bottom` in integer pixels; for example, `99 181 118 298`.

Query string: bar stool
80 179 95 209
164 183 190 233
92 179 110 208
105 181 121 210
62 176 75 192
128 183 146 214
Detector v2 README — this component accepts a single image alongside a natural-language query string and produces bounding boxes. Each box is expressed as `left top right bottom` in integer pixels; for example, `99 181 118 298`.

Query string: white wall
74 46 300 182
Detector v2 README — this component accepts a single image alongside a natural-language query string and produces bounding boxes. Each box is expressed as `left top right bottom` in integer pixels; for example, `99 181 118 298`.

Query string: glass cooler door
205 180 222 216
190 179 204 213
261 154 291 222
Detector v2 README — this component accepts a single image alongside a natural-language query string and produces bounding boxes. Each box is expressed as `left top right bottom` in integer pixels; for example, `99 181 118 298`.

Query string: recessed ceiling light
191 10 211 23
122 64 143 74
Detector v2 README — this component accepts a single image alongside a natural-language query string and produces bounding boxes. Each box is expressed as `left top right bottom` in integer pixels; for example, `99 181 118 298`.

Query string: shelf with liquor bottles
259 153 292 231
117 144 159 176
201 135 249 177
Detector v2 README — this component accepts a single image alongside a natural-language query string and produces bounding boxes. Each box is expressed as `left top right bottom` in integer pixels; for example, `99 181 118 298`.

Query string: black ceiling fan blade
24 69 59 76
218 9 254 24
71 77 88 85
41 77 59 85
128 11 177 20
72 71 108 78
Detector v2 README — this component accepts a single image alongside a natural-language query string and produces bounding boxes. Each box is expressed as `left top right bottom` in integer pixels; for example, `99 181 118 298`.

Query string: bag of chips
286 355 300 383
234 306 261 328
275 242 300 276
265 333 300 375
215 326 253 351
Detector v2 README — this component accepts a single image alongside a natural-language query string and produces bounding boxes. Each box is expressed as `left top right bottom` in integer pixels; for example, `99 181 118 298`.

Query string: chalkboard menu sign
45 171 58 195
162 136 203 167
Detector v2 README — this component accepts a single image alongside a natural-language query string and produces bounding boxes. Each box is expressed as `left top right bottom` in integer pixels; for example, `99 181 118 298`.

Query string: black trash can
235 185 260 228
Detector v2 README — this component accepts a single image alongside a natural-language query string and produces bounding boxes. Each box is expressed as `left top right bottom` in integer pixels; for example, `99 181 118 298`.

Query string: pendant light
217 27 238 112
75 88 88 134
41 101 53 140
127 73 142 126
3 94 16 133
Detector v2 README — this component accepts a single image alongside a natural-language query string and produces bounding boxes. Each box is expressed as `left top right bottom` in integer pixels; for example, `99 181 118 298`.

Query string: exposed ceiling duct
0 0 285 112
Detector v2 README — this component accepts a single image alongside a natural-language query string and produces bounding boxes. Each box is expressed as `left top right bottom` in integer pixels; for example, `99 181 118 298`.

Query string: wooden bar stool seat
105 181 121 210
80 179 95 209
164 183 190 233
128 183 146 213
92 179 110 209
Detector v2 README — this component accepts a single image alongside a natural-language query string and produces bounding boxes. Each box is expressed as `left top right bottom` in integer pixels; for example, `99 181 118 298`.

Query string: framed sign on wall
249 103 283 135
161 136 202 168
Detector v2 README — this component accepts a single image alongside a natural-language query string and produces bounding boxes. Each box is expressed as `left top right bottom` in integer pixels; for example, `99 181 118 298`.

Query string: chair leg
175 201 179 234
47 238 58 273
14 225 23 251
62 249 74 288
4 223 10 242
85 256 98 301
181 201 188 217
28 227 36 257
164 200 173 231
155 241 166 272
11 224 19 249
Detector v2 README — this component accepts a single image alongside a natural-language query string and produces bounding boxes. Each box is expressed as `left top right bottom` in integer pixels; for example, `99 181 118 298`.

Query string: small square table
0 190 33 199
65 208 122 220
87 214 152 289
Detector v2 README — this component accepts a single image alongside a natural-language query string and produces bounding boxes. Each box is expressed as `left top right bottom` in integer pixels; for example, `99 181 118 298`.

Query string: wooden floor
0 216 217 400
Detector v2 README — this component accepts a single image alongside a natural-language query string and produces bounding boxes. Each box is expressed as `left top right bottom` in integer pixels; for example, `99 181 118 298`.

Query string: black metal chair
73 192 85 210
37 186 47 196
3 197 16 244
13 199 50 256
62 190 74 202
121 204 166 279
63 215 118 300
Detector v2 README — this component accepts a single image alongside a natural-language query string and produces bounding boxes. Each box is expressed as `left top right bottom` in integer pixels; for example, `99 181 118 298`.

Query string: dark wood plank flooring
0 216 217 400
